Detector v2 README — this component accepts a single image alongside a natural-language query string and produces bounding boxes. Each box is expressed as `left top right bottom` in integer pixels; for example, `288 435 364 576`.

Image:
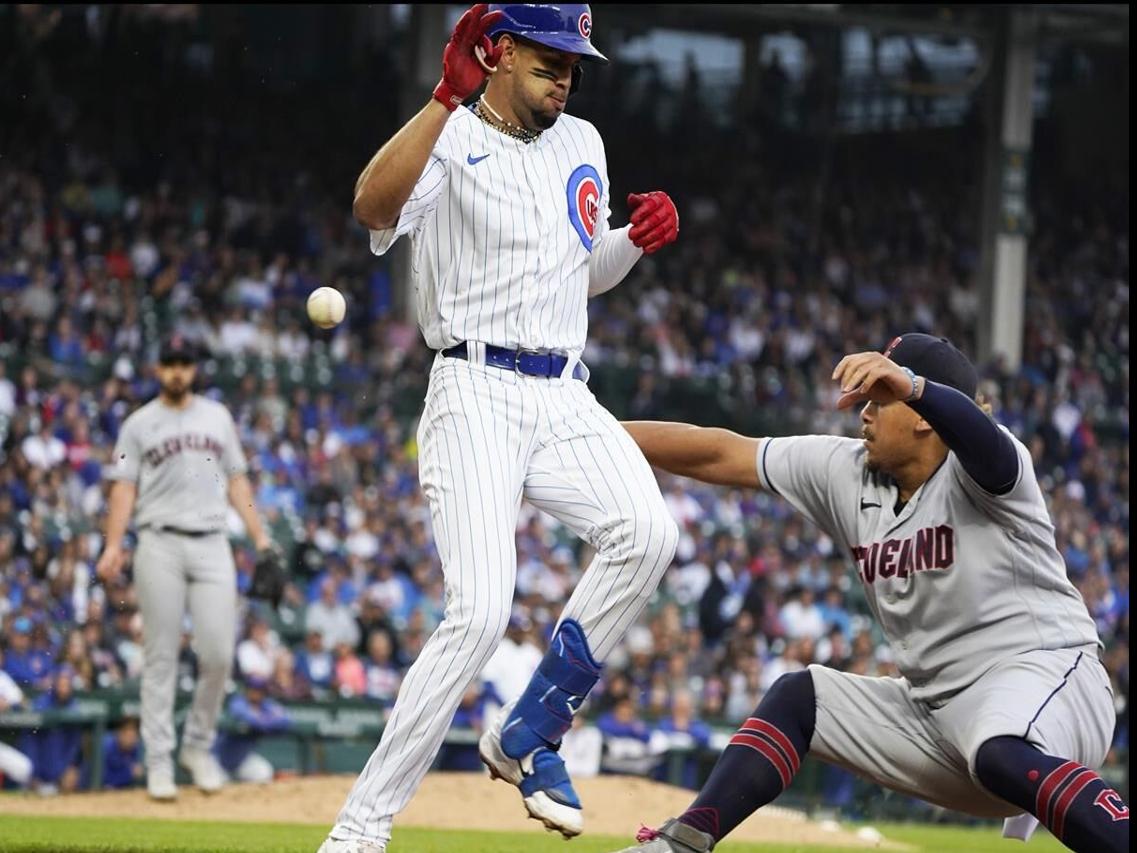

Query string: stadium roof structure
602 4 1128 46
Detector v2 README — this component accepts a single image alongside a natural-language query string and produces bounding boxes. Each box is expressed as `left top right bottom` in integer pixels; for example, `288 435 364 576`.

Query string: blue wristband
900 367 919 402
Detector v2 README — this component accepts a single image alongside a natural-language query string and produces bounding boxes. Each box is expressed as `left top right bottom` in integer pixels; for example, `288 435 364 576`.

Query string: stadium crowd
0 7 1128 807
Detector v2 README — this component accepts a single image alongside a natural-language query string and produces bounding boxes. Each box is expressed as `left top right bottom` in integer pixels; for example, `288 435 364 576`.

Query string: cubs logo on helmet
486 4 608 63
566 164 602 251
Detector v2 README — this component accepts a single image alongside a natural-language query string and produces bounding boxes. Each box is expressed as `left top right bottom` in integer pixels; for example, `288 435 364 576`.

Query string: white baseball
307 287 346 329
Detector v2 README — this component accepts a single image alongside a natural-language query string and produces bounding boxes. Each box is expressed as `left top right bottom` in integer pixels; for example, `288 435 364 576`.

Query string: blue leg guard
501 619 602 759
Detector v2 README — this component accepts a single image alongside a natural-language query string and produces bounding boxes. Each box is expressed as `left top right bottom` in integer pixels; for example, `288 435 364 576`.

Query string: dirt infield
0 772 903 848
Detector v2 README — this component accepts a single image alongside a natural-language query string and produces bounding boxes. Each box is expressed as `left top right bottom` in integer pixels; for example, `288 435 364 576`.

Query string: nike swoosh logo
467 153 491 165
860 500 881 510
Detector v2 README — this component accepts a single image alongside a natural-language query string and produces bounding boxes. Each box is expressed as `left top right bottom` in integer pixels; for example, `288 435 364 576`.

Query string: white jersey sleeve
591 132 611 246
757 435 861 543
368 152 449 256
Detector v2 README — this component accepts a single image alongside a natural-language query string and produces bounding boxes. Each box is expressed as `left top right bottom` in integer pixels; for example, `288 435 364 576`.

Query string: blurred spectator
332 640 366 699
0 362 15 417
295 629 333 694
3 616 54 692
19 667 83 795
362 630 401 707
0 650 34 788
560 712 603 780
479 609 542 709
58 629 94 692
268 647 311 702
236 616 279 682
779 586 826 640
111 607 145 681
306 578 361 650
98 717 144 790
817 587 853 640
20 419 66 470
437 683 487 772
215 677 290 783
653 689 713 790
597 695 659 777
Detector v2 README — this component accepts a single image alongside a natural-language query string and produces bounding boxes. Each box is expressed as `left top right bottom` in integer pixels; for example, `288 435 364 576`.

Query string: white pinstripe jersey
757 429 1100 703
369 107 609 355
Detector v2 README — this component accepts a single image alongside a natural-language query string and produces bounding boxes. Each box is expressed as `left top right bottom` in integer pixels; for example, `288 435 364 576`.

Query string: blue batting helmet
487 4 608 63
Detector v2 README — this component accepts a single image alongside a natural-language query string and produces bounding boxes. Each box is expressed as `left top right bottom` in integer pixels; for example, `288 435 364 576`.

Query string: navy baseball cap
158 334 198 364
883 334 978 399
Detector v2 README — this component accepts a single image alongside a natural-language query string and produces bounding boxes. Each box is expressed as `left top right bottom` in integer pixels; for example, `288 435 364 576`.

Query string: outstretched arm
622 421 762 489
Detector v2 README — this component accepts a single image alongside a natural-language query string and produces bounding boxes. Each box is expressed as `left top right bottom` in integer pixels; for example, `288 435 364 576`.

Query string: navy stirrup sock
975 736 1129 853
678 670 816 841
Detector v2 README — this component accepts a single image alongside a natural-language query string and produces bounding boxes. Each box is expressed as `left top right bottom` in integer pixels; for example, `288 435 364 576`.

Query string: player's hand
95 543 127 583
433 3 505 111
832 352 921 410
627 191 679 254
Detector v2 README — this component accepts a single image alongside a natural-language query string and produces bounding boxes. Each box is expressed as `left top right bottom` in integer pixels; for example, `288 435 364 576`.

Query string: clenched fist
627 191 679 255
433 4 505 111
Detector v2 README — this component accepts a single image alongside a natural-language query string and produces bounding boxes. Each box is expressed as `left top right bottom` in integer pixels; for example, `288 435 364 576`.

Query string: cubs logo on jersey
566 164 602 251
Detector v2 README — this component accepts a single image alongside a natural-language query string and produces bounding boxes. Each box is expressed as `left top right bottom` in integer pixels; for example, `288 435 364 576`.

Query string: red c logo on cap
578 12 592 38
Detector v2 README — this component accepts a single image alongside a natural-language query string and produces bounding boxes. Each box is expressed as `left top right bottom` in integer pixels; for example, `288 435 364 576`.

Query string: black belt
441 342 585 380
142 526 219 538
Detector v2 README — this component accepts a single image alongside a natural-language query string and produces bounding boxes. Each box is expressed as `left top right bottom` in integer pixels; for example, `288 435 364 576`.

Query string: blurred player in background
96 336 279 801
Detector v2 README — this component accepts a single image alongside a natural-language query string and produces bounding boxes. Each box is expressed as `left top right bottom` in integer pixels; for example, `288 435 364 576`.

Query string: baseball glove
249 545 287 608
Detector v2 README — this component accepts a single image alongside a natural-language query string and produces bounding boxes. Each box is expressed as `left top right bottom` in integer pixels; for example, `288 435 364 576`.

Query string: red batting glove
627 191 679 255
433 4 505 111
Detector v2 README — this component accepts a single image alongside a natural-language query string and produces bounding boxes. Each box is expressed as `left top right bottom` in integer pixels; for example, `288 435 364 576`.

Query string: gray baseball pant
134 529 236 769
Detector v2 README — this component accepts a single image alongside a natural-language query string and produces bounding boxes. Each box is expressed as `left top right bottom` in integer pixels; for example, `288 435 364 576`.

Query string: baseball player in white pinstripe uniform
96 336 276 801
319 5 680 852
615 335 1127 853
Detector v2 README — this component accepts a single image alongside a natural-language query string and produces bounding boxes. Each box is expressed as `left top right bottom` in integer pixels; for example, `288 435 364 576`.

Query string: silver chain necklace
474 96 541 144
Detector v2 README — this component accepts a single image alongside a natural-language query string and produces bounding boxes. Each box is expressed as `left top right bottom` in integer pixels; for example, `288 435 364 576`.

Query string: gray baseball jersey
108 395 247 532
756 427 1100 703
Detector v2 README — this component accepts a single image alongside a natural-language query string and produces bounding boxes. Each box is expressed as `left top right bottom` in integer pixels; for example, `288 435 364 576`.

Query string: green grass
0 815 1068 852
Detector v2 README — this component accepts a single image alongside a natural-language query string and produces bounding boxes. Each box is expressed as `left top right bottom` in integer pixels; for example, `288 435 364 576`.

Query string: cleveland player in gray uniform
96 335 275 801
614 334 1127 853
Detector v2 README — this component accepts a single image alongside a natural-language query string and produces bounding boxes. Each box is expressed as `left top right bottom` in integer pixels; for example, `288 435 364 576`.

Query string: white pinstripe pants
332 355 679 842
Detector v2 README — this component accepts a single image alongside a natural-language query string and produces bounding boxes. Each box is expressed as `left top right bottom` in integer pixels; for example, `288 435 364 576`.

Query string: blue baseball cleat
478 619 602 838
479 698 584 838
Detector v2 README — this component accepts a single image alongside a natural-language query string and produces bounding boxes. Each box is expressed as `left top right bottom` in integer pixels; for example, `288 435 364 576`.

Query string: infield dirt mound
0 772 904 848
